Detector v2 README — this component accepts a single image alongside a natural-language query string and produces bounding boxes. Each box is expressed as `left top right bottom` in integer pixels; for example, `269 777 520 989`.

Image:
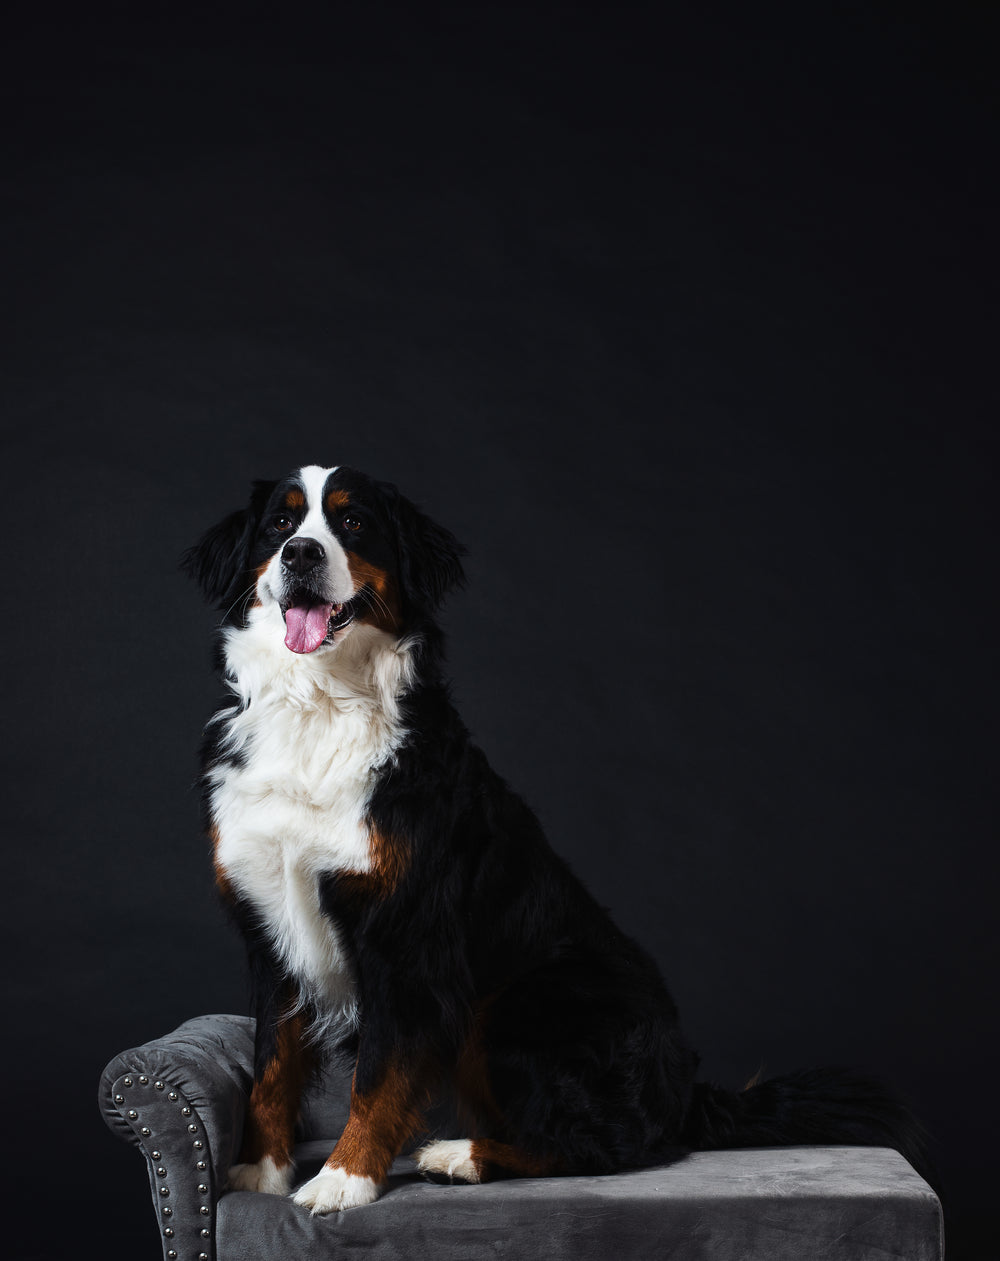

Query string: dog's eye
273 515 294 532
342 515 363 533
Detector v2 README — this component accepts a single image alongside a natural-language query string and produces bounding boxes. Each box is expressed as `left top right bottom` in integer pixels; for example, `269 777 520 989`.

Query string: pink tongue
283 603 335 654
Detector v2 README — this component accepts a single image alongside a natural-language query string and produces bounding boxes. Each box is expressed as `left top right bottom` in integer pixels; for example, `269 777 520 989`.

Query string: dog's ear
390 490 466 614
181 480 277 610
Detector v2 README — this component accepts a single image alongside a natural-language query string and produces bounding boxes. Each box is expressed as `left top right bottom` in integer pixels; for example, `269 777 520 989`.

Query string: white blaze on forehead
296 464 341 531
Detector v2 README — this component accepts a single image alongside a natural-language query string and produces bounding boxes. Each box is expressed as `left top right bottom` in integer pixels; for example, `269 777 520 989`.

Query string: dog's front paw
228 1156 294 1195
292 1165 382 1214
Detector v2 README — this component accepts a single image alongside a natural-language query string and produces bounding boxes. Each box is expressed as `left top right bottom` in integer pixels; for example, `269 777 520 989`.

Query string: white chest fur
208 615 414 1029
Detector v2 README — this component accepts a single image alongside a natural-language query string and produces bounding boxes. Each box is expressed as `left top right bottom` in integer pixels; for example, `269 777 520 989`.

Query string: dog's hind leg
415 1138 558 1184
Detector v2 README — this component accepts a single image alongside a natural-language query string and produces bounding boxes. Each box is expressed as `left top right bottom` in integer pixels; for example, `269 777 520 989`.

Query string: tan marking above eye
285 489 305 509
327 490 350 511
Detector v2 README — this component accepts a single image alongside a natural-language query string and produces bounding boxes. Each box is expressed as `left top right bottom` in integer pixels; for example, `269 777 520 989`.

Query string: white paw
415 1139 482 1184
228 1155 294 1195
292 1165 382 1214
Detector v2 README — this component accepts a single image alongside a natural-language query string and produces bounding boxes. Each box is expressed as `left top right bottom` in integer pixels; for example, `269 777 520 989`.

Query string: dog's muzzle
277 536 355 653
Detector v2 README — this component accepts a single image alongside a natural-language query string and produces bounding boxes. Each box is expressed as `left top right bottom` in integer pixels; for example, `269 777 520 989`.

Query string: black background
3 4 996 1258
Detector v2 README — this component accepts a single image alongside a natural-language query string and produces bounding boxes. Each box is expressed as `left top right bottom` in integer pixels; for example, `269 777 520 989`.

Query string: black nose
281 536 325 576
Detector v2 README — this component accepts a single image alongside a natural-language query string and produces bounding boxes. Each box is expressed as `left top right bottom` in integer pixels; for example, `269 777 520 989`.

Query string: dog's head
183 465 465 653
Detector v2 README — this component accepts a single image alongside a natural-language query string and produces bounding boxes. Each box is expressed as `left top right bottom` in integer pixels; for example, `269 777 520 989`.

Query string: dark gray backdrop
3 5 996 1259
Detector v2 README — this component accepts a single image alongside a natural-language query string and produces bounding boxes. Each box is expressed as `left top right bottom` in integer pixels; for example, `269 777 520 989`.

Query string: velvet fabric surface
101 1015 943 1260
219 1144 942 1261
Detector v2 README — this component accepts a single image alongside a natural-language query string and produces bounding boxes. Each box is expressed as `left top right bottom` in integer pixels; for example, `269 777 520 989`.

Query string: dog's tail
681 1066 937 1191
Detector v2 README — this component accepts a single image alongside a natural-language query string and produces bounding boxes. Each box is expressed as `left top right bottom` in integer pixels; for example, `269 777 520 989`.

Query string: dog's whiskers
219 583 258 627
363 586 397 626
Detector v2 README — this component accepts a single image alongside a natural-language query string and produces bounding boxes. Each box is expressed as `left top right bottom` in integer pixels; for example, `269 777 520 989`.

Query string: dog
183 463 928 1214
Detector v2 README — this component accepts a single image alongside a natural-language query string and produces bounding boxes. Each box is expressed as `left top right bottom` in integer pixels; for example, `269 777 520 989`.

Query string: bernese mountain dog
183 463 928 1215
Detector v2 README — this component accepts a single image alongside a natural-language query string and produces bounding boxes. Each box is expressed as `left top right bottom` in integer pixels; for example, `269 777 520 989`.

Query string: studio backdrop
2 5 996 1259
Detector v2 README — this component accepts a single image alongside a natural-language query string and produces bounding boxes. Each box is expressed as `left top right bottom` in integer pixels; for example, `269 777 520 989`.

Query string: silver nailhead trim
200 1205 210 1216
127 1110 138 1120
123 1077 133 1087
198 1184 208 1194
138 1075 148 1085
140 1127 151 1137
154 1080 164 1090
159 1187 169 1197
114 1094 124 1104
188 1124 198 1133
181 1106 192 1117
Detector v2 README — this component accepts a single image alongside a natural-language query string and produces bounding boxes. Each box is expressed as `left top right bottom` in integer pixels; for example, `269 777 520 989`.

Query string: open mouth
281 593 357 654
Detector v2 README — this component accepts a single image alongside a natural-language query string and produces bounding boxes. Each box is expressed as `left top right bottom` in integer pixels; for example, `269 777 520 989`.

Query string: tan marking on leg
454 997 503 1135
238 1005 314 1170
324 1056 429 1183
470 1139 560 1180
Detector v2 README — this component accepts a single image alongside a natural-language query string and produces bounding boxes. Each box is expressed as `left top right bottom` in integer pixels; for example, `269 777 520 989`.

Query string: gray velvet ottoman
100 1015 943 1261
